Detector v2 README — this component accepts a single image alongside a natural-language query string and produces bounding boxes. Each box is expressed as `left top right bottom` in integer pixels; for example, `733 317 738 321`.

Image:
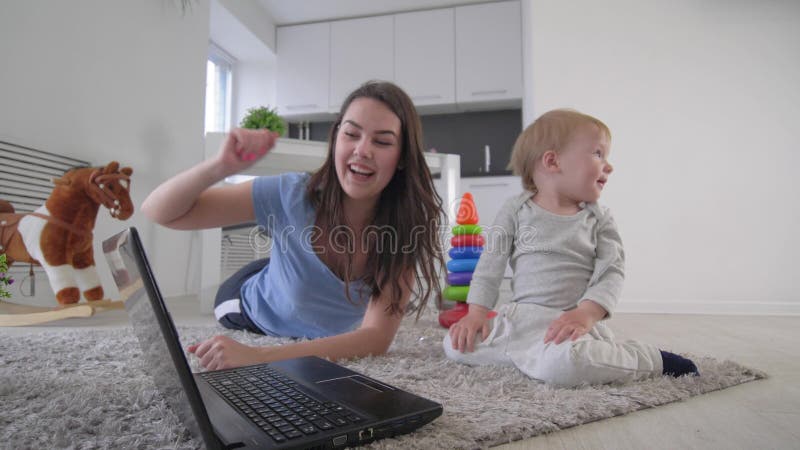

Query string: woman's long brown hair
306 80 444 317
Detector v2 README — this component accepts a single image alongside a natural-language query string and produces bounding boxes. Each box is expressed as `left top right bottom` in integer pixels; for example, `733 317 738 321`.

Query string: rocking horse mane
46 167 102 225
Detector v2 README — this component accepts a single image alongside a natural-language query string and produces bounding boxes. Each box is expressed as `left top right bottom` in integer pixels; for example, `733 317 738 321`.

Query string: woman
141 81 444 370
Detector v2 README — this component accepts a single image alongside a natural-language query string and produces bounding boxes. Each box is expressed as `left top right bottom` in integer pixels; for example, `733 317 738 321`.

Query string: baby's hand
449 304 492 353
544 300 607 344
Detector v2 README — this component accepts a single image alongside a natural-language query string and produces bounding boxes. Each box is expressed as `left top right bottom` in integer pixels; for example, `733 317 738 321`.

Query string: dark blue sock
660 350 699 377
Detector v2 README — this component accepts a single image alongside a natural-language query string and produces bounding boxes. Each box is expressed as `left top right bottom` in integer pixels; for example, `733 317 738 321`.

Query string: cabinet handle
285 104 318 110
468 183 508 188
412 94 442 101
471 89 507 97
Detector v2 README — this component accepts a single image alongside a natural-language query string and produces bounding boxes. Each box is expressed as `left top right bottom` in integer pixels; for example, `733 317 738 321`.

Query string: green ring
443 285 469 301
452 224 482 236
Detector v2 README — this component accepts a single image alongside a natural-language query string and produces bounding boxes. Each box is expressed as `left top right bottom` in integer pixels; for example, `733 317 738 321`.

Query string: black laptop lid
103 228 220 449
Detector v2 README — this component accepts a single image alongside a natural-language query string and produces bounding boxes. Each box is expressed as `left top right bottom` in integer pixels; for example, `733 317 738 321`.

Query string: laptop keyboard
202 365 364 444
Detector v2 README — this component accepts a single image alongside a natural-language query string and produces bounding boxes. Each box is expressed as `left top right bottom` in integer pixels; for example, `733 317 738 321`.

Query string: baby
444 109 698 387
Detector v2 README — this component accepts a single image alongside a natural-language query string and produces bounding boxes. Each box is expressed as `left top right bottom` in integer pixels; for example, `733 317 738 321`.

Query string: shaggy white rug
0 311 765 449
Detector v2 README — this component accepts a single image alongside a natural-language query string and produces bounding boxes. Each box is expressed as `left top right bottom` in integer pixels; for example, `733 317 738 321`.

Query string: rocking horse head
51 161 134 220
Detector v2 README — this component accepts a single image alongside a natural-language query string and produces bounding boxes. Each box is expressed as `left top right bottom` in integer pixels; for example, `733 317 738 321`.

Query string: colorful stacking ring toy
438 192 496 328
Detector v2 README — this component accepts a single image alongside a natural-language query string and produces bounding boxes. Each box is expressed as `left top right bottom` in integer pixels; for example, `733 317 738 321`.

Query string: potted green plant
240 106 287 136
0 254 13 299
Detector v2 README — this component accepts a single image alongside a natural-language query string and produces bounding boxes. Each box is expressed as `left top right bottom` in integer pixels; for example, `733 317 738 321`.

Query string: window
205 42 235 133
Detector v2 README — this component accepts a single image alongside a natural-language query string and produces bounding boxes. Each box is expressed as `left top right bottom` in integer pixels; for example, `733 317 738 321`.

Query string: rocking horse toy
0 161 133 326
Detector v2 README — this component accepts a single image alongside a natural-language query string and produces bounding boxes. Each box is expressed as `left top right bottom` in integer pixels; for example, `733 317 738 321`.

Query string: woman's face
334 97 402 208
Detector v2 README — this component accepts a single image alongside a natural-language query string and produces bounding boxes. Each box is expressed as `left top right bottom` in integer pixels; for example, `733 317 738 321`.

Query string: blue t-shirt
240 172 369 339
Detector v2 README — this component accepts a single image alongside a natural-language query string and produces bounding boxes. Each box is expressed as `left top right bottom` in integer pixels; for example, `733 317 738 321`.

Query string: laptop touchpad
318 375 391 392
317 376 398 419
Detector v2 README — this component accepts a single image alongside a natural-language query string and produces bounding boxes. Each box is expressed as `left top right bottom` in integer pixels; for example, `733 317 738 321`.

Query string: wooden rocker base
0 299 125 327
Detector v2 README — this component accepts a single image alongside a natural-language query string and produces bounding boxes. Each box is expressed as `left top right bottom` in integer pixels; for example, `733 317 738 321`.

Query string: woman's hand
188 335 267 370
215 128 280 177
449 304 492 353
544 300 607 344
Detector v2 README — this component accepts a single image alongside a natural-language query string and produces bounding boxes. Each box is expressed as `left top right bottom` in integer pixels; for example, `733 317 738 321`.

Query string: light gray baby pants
443 302 663 387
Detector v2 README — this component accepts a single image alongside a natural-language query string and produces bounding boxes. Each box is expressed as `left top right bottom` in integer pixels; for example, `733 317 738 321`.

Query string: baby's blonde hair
508 109 611 193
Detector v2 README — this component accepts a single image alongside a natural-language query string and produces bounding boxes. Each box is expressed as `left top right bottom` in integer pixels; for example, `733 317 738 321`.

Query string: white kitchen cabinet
276 22 330 117
462 175 522 278
455 1 522 107
329 16 394 111
462 175 523 228
394 9 456 109
276 3 523 117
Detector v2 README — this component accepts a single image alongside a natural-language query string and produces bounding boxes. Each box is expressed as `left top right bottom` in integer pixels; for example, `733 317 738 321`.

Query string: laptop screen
103 228 217 448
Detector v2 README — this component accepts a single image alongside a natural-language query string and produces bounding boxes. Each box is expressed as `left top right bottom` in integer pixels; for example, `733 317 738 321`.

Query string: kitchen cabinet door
455 1 522 106
462 175 523 278
462 176 523 228
330 16 394 111
395 8 456 107
276 22 331 117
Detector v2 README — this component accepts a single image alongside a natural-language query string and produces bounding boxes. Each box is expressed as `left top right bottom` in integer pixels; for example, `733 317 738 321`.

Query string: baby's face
556 125 613 204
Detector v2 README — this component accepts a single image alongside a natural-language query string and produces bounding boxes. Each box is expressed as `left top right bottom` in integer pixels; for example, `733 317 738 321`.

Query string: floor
2 297 798 450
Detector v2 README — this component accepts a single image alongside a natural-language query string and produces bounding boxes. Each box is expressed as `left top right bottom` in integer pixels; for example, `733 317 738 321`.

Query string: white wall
0 0 210 303
524 0 800 314
233 62 278 127
209 0 278 135
218 0 276 52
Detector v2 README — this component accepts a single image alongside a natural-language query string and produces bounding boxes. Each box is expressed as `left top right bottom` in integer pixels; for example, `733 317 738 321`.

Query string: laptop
102 228 442 449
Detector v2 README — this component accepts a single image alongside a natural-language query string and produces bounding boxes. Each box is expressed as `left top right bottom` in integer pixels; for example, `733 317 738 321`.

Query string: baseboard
616 299 800 316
